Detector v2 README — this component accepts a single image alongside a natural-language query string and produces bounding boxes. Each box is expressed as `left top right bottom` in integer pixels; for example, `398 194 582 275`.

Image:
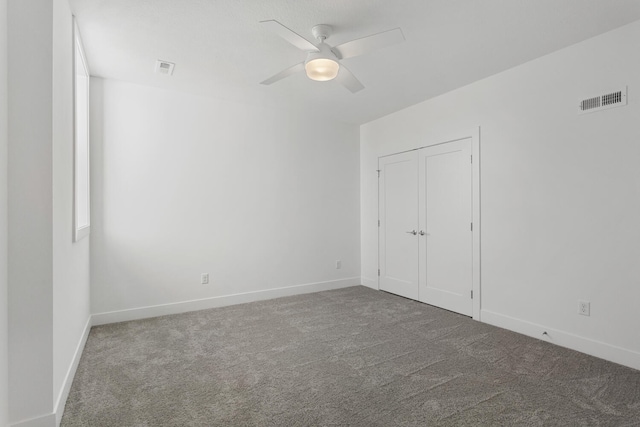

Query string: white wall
361 20 640 370
7 0 55 422
52 0 91 421
90 79 360 318
8 0 90 425
0 0 9 424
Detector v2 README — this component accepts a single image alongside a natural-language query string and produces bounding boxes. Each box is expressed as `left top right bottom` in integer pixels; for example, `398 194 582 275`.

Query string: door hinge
471 290 473 299
471 155 473 163
378 269 380 276
377 169 381 178
470 222 473 231
378 219 380 227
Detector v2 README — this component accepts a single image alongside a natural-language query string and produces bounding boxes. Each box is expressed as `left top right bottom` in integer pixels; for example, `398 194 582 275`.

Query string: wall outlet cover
578 300 590 316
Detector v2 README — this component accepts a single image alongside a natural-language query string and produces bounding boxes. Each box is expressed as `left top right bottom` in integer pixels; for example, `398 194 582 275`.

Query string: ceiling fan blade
260 62 305 85
332 28 405 60
335 65 364 93
260 20 319 52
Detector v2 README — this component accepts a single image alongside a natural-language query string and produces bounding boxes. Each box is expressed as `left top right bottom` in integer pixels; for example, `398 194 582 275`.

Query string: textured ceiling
69 0 640 125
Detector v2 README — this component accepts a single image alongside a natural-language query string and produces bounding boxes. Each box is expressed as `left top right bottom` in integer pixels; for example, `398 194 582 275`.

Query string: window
74 18 90 241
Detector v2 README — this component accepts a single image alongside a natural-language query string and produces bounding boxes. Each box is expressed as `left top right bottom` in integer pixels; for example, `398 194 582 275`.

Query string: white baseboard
11 413 56 427
481 309 640 371
360 276 378 290
92 277 362 326
53 316 92 426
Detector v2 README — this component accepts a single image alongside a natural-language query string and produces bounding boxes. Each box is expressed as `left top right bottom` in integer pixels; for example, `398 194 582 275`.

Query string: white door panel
379 151 419 300
419 138 473 316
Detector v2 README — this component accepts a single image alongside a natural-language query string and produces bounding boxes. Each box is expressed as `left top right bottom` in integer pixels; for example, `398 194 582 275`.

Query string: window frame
73 17 90 242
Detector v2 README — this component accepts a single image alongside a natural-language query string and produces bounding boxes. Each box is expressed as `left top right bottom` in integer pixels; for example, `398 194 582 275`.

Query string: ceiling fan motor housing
311 24 333 42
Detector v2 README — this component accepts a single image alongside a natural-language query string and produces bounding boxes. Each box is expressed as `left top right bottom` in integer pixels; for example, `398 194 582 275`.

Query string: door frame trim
377 127 481 321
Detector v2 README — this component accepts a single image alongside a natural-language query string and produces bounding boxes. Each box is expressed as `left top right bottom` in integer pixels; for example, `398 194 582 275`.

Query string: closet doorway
378 129 480 319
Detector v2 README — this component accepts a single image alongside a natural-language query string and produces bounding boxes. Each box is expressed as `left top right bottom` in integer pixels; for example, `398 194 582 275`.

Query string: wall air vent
579 86 627 114
155 60 175 76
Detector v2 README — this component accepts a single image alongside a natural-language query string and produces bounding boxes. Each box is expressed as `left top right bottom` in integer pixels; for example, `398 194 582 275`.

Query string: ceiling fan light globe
305 58 340 81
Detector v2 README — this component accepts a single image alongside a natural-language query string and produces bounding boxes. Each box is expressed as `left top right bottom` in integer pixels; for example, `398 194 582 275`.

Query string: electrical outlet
578 300 590 316
336 260 342 269
201 273 209 285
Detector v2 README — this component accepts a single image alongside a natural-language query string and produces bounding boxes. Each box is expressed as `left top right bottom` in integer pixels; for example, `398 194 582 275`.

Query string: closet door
418 139 473 316
378 151 419 300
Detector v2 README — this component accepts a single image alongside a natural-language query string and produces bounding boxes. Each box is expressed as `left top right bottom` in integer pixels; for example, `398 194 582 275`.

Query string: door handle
406 230 417 235
419 230 425 236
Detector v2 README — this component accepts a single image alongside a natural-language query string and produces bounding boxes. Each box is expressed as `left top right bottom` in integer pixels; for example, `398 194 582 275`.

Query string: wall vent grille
155 60 175 76
579 87 627 114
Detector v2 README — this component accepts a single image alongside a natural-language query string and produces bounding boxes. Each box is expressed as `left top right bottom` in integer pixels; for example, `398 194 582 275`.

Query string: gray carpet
62 286 640 426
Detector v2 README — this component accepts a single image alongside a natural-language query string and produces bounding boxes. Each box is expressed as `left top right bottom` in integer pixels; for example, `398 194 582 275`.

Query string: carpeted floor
62 286 640 426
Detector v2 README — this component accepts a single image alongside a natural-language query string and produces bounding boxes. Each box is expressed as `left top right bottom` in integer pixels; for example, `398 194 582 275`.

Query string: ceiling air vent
579 86 627 114
155 60 175 76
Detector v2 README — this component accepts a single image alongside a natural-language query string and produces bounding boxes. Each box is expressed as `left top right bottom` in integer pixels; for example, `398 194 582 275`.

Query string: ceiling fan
259 20 405 93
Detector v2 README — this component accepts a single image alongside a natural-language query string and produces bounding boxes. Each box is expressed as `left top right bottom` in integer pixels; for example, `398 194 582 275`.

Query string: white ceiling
69 0 640 125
